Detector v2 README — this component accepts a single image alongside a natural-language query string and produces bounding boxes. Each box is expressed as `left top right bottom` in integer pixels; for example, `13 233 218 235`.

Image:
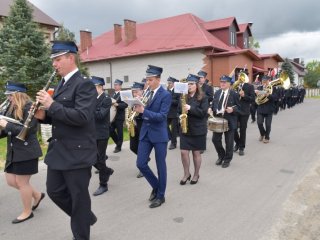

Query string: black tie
56 78 65 93
147 91 154 105
218 91 225 110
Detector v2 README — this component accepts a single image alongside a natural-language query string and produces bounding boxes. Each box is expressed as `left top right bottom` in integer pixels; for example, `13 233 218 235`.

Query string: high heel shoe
179 174 191 185
190 175 200 185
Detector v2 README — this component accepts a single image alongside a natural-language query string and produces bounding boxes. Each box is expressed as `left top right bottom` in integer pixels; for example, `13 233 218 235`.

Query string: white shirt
217 89 229 114
63 68 79 84
150 85 161 100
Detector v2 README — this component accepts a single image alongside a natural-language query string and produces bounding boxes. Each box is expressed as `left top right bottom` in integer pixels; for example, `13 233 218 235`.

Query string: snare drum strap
222 90 230 117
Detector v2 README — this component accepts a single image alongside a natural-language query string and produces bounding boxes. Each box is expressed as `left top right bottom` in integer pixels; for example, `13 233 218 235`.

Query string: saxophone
179 78 188 134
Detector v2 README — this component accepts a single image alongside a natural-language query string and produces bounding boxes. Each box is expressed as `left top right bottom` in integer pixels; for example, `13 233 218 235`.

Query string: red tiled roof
202 17 238 31
81 13 234 62
0 0 59 27
252 65 267 72
208 49 260 60
259 54 284 62
237 23 252 36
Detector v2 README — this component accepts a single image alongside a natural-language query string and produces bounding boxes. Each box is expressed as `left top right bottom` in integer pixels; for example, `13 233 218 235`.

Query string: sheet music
174 82 188 94
120 90 144 107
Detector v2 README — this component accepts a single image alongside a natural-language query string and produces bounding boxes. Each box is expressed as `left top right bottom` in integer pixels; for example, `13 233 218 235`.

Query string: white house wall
84 49 206 89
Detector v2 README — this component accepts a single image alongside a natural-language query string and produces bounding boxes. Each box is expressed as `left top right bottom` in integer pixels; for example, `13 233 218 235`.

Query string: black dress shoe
12 212 34 224
239 149 244 156
149 198 165 208
105 168 114 182
113 148 121 153
149 189 157 201
90 212 97 226
190 175 200 185
109 168 114 175
93 185 108 196
215 158 223 165
32 192 45 211
168 143 176 150
222 162 230 168
233 145 239 152
136 172 144 178
179 174 191 185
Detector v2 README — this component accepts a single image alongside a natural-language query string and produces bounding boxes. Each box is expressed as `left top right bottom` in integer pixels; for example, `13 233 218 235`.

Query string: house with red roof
283 58 307 86
80 13 282 88
0 0 59 42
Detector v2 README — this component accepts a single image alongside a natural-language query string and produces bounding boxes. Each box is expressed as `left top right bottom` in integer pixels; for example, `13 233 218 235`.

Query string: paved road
1 99 319 240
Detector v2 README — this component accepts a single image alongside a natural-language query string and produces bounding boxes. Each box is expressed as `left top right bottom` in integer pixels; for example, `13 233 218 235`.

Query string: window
106 77 111 83
124 75 129 82
230 31 235 46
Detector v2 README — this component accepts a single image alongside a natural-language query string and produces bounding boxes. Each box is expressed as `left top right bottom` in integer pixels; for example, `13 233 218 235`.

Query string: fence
306 88 320 97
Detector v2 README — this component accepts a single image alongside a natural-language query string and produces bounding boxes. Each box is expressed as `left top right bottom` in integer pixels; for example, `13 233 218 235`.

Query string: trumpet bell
280 72 291 89
239 72 249 83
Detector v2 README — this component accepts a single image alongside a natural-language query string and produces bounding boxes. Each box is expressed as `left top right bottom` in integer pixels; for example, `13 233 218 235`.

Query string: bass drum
110 98 117 122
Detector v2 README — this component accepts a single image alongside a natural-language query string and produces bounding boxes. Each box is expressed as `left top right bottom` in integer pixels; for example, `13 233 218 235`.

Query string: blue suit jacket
139 86 172 143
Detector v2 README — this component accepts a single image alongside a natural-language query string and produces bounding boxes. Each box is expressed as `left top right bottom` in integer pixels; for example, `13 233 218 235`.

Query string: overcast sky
29 0 320 64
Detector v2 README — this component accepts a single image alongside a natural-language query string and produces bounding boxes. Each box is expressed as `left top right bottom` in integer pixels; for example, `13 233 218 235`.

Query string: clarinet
16 70 57 141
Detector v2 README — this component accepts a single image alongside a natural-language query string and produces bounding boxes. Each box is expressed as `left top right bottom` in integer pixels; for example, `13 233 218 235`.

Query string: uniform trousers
250 104 257 121
110 120 124 149
136 135 167 199
47 167 95 240
212 129 235 163
167 117 178 145
94 139 113 186
130 128 140 155
234 114 250 150
257 113 273 140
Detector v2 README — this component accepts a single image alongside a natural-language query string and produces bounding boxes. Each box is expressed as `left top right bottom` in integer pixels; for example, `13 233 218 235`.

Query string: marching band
0 40 307 239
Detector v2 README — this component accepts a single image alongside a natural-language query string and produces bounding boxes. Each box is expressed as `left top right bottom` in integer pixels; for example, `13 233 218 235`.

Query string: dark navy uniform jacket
42 71 98 170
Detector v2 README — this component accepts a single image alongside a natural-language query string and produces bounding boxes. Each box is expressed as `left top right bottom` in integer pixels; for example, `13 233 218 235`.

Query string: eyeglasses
188 83 196 85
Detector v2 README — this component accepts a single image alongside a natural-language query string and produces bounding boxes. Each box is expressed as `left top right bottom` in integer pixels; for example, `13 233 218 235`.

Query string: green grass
0 127 130 169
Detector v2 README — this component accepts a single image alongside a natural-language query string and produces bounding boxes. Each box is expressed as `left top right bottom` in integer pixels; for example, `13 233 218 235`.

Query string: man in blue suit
135 65 172 208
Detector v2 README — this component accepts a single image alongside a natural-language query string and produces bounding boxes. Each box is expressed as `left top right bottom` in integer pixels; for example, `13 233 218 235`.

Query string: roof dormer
202 17 240 47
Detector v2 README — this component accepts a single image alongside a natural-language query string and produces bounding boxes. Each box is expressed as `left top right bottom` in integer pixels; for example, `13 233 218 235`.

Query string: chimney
124 19 137 46
114 24 122 44
80 30 92 53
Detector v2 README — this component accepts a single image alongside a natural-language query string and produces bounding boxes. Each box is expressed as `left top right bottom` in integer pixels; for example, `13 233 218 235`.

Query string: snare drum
207 117 229 133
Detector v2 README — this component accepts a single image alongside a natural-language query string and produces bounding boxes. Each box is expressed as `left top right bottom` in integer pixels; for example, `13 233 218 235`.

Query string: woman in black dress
179 74 208 185
0 82 44 224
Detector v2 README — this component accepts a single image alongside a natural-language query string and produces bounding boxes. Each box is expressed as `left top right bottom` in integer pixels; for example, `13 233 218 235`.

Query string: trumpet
16 70 57 141
127 87 151 137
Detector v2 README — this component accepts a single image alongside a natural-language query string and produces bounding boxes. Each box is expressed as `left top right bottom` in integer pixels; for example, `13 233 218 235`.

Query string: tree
55 24 75 41
55 24 89 77
0 0 53 99
281 59 295 84
249 37 260 50
304 60 320 88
